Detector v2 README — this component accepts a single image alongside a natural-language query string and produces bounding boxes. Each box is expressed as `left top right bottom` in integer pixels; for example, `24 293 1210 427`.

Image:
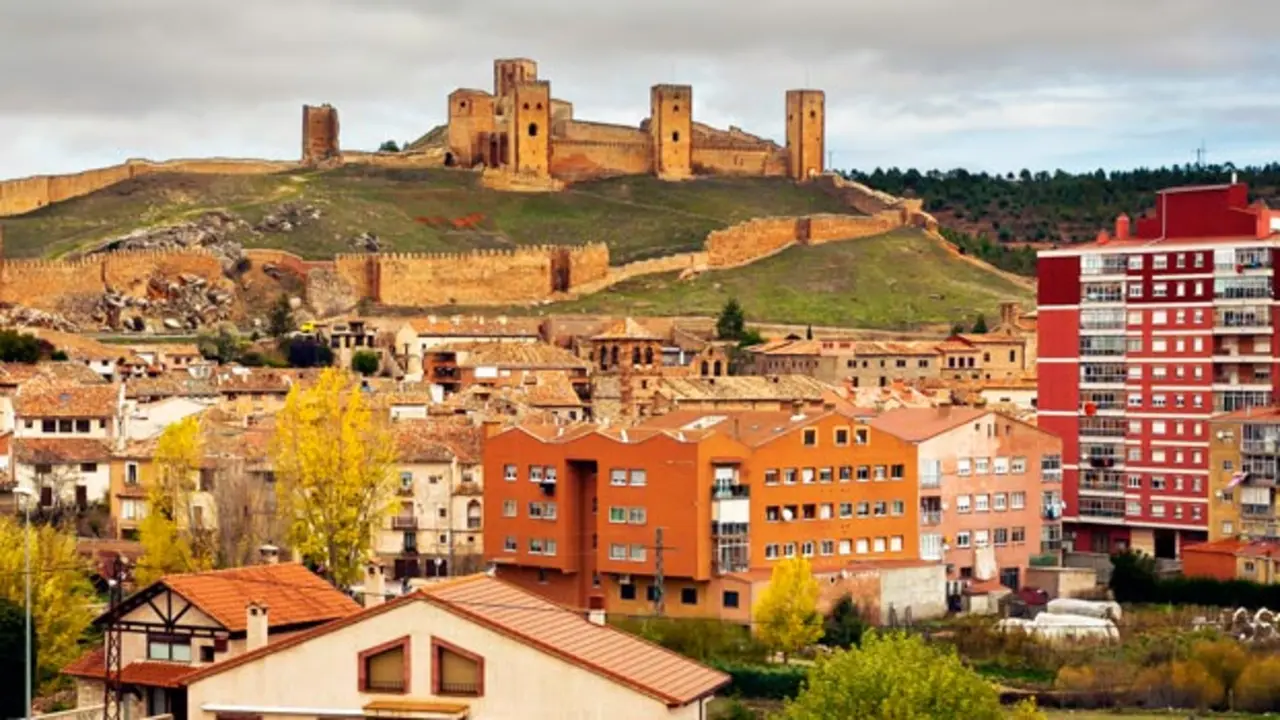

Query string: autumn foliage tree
754 556 823 662
135 416 215 585
271 368 397 585
0 516 94 690
780 632 1044 720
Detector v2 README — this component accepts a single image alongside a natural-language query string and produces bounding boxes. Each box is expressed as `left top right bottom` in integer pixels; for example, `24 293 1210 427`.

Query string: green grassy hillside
481 229 1033 330
0 166 853 263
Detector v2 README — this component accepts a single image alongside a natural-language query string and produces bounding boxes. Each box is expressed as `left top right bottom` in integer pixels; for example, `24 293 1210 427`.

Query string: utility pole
103 555 125 720
653 527 665 616
1195 140 1207 168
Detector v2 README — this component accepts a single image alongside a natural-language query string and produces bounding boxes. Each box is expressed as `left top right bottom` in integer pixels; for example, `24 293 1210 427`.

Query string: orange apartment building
482 408 921 620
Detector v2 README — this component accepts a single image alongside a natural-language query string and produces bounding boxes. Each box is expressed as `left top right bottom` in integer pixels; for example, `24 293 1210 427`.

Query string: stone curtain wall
566 243 610 286
705 218 806 267
0 249 224 310
0 159 294 217
549 141 652 182
691 146 788 177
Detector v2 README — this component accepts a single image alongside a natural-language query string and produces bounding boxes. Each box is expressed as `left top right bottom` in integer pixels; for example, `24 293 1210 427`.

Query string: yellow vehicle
299 321 316 333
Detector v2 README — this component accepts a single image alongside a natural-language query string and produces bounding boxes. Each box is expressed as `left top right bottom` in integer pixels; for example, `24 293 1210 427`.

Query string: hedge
712 662 808 700
1111 550 1280 608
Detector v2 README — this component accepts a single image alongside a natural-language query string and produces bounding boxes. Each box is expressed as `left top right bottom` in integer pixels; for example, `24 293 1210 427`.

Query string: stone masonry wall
375 248 553 306
691 146 788 177
0 249 224 311
705 218 803 267
566 243 610 287
549 141 652 182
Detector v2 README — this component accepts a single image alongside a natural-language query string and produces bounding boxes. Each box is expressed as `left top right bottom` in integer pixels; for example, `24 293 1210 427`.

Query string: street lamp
13 486 34 720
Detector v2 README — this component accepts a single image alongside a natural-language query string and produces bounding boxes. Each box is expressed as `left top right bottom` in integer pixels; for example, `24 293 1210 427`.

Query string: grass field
538 228 1033 329
1 166 854 263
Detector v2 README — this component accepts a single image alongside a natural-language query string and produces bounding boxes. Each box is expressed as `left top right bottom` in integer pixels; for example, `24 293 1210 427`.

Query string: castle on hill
304 57 826 184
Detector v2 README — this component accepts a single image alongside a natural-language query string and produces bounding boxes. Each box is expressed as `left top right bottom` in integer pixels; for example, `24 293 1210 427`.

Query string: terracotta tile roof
591 317 662 341
0 362 107 387
867 406 990 442
157 563 360 632
936 340 979 353
28 329 145 363
126 374 218 399
214 368 318 394
641 408 862 447
15 382 118 418
406 315 542 337
1185 538 1280 558
432 341 588 369
16 438 113 464
956 332 1023 345
520 371 585 408
1213 406 1280 423
395 419 483 464
851 341 941 357
126 343 203 359
63 648 197 688
180 575 728 707
747 339 822 356
657 375 832 402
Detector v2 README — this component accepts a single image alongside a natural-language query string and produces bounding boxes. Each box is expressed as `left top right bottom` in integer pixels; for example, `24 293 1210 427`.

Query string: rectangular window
856 502 870 517
1011 492 1026 509
766 506 780 522
993 457 1009 475
975 457 990 474
722 591 740 609
147 635 192 663
610 469 627 486
956 532 971 548
873 465 887 481
839 502 853 518
839 539 852 555
890 464 905 480
994 528 1009 546
873 537 887 553
801 468 815 484
975 495 990 512
856 538 869 554
819 503 833 520
957 458 971 476
889 536 903 552
856 466 869 482
834 428 850 446
784 468 798 485
504 536 517 552
764 469 779 486
801 541 815 557
891 500 905 516
502 500 516 517
873 501 887 517
956 495 971 513
803 428 817 446
993 493 1007 511
854 428 869 445
609 507 626 523
629 544 647 562
819 467 833 484
628 507 647 525
630 470 647 486
838 466 852 482
765 544 779 560
529 466 543 483
1012 527 1026 543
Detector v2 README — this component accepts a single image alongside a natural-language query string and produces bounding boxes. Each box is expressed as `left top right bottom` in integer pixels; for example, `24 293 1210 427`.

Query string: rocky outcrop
84 210 248 274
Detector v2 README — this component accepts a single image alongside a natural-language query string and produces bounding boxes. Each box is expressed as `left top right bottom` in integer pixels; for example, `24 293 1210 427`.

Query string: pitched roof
591 318 661 341
867 406 990 442
125 374 218 399
657 375 832 402
641 408 865 447
152 563 360 632
955 332 1023 345
15 382 118 417
15 438 113 464
432 341 588 369
395 419 483 464
851 341 941 357
0 362 106 387
63 648 197 688
29 329 143 363
406 315 542 337
180 575 728 707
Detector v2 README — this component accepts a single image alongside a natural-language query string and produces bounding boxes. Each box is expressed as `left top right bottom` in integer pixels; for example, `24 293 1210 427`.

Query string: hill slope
0 166 855 264
511 228 1033 330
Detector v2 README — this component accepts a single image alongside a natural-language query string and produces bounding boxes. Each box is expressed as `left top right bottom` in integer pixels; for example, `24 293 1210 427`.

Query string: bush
1233 654 1280 712
712 698 759 720
820 594 867 649
1132 660 1223 711
713 663 807 700
610 617 766 665
1189 638 1248 692
1112 549 1280 607
283 337 334 368
352 350 379 376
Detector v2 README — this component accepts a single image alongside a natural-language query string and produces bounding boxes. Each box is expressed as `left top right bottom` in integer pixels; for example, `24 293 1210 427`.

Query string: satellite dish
782 508 794 522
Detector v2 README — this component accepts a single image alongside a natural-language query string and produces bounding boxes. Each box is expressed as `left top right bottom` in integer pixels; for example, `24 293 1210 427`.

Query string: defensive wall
0 158 295 218
0 248 226 310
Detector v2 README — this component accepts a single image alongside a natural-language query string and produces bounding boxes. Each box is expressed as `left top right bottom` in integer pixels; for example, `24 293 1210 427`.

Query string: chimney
258 544 280 565
364 562 386 608
246 602 269 651
999 302 1019 329
1114 214 1130 241
587 608 606 626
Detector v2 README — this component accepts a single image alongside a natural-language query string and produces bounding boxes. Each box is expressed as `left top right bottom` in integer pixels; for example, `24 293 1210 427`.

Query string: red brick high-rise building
1037 181 1280 559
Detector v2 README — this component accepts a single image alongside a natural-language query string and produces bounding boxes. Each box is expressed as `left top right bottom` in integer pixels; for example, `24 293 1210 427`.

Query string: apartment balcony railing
438 681 479 695
711 521 750 538
713 484 750 499
1215 391 1274 413
1081 258 1128 276
1082 284 1125 303
920 474 941 489
1242 504 1276 519
1079 309 1126 330
455 481 483 497
1077 503 1126 519
920 511 942 526
1216 250 1272 271
366 678 407 692
1215 278 1272 300
1243 437 1280 455
1215 308 1271 329
1080 477 1126 492
1043 469 1063 483
392 515 418 530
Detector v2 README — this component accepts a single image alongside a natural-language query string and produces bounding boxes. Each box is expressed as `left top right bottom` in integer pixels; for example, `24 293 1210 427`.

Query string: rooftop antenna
1195 140 1207 169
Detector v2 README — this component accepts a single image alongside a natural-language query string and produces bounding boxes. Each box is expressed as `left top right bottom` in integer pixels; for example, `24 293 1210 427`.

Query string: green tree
717 298 747 341
50 350 69 361
272 368 398 585
0 598 36 719
284 337 335 368
135 416 215 585
268 295 296 338
805 325 813 340
378 140 401 152
971 313 988 333
351 350 379 376
0 516 94 690
0 330 42 363
820 594 866 649
950 322 966 335
197 325 242 363
754 557 822 663
779 632 1038 720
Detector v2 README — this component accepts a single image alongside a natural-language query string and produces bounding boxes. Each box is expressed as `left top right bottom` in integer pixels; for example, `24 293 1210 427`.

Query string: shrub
611 617 766 665
1189 638 1249 692
1231 654 1280 712
1132 660 1223 711
712 697 759 720
352 350 379 376
714 662 807 700
1053 665 1095 692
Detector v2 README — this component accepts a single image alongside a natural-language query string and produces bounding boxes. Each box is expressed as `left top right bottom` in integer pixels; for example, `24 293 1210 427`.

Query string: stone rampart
567 243 610 286
0 248 225 311
554 120 648 144
101 248 224 295
807 212 903 244
691 146 787 177
549 140 652 182
705 217 805 268
243 249 327 277
375 247 553 306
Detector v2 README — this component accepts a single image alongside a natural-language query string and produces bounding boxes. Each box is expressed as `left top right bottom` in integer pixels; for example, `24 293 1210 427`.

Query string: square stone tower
650 84 693 180
494 58 538 99
785 90 825 181
448 89 497 168
301 104 340 165
508 81 552 176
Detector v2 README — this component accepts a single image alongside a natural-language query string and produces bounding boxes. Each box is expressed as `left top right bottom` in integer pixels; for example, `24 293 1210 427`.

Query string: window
873 501 887 517
856 466 869 482
856 502 870 517
764 544 779 560
630 544 647 562
360 637 409 693
892 500 905 516
956 495 971 513
820 539 835 556
630 470 647 486
839 539 852 555
854 428 869 445
801 468 815 484
956 531 971 548
801 541 815 557
974 530 990 547
620 583 637 600
1151 502 1166 518
856 538 869 554
993 457 1009 475
803 428 817 446
529 466 543 483
126 462 139 486
975 457 990 474
994 528 1009 546
873 465 887 481
609 544 626 560
681 587 697 605
502 500 516 517
528 538 544 555
835 428 850 446
609 507 626 523
610 469 627 486
993 493 1007 511
1153 254 1168 269
1128 283 1143 299
819 467 833 484
629 507 647 525
722 591 740 608
766 506 780 522
504 536 517 552
839 466 852 482
975 495 990 512
1011 492 1026 509
1012 527 1026 543
819 503 833 520
764 469 779 486
1128 255 1143 270
784 542 797 558
784 468 797 485
147 634 192 663
889 536 903 552
890 464 904 480
75 419 90 433
957 458 971 476
873 537 887 553
432 638 483 697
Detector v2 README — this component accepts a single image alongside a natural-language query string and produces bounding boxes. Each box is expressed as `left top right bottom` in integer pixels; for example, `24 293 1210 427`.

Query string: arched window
610 346 619 366
701 361 709 376
713 360 723 376
644 347 654 366
632 347 641 365
599 346 608 369
467 500 481 526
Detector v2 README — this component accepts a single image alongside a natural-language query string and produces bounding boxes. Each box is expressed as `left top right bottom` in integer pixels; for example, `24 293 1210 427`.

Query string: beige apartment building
748 339 941 387
870 407 1063 589
1208 407 1280 541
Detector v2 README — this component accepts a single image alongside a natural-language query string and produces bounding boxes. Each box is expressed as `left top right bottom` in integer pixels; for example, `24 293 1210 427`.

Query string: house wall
17 461 112 504
184 598 702 720
377 459 484 575
917 413 1060 586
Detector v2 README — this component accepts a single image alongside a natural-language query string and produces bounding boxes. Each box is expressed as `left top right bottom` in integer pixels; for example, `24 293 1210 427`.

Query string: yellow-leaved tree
755 556 823 663
135 415 215 585
0 515 95 688
272 368 397 586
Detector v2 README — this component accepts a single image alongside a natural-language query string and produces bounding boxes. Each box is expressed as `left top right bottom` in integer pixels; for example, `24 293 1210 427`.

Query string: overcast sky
3 0 1278 179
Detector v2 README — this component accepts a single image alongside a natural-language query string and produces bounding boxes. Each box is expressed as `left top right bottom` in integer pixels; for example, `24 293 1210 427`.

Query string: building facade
1208 407 1280 541
1037 182 1280 557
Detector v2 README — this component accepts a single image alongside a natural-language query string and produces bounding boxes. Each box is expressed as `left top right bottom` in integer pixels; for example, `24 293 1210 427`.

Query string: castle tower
494 58 538 100
508 81 552 177
448 89 497 168
785 90 825 181
650 85 693 181
301 104 340 165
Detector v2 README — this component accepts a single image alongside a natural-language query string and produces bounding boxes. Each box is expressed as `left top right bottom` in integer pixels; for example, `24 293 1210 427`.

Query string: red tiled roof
15 383 118 418
867 407 989 442
16 438 113 464
63 648 196 688
591 318 662 341
179 575 728 706
159 563 360 631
